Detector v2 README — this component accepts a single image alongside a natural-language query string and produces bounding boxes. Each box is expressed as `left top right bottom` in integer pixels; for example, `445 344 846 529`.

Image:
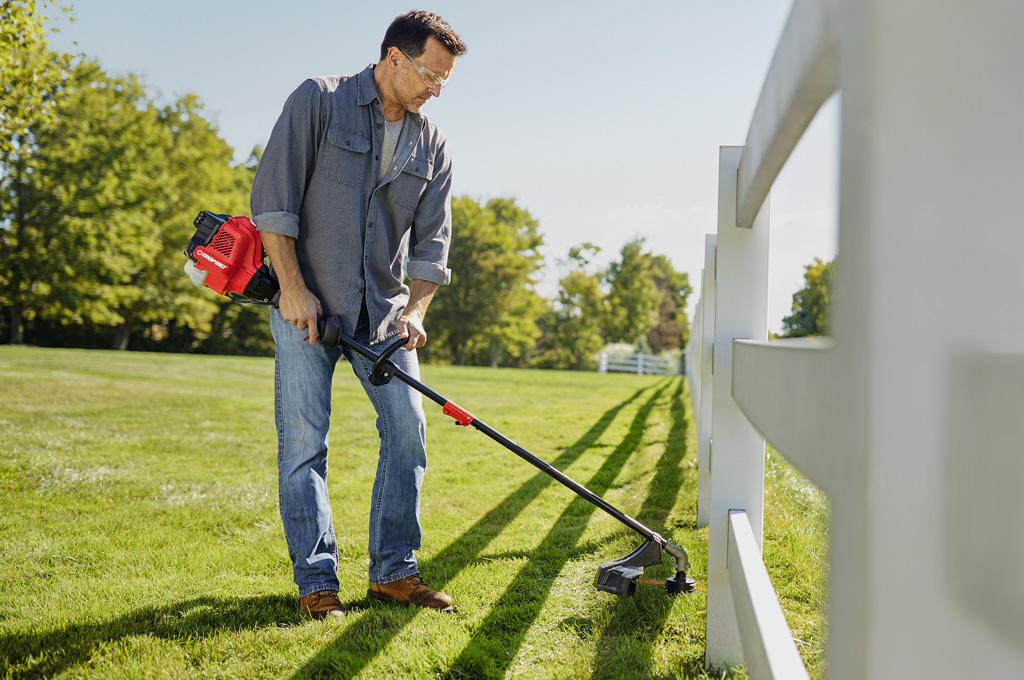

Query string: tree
428 196 544 366
533 243 606 370
1 47 257 349
109 98 255 350
782 257 835 337
1 2 72 343
601 237 661 345
1 58 172 344
646 253 692 352
1 0 72 157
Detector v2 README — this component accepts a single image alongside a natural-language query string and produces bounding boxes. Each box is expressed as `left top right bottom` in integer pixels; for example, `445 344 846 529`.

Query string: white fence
598 351 680 376
688 0 1024 678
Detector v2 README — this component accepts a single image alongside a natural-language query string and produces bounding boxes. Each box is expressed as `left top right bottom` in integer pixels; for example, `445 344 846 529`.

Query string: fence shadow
0 594 300 679
436 380 673 678
589 377 704 678
3 381 679 680
291 382 661 679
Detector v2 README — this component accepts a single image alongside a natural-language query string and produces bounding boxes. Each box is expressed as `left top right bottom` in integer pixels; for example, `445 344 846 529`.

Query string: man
250 11 467 619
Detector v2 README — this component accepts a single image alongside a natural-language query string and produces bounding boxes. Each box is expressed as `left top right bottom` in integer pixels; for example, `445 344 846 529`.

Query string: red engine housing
185 212 279 304
193 216 262 296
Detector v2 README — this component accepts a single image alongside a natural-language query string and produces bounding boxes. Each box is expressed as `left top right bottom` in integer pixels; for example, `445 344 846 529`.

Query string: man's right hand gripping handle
261 232 322 345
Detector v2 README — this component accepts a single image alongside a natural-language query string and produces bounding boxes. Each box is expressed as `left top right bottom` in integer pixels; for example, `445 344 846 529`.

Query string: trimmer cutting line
184 211 696 597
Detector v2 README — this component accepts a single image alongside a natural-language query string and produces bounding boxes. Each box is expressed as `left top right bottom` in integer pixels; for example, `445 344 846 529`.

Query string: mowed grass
0 346 828 679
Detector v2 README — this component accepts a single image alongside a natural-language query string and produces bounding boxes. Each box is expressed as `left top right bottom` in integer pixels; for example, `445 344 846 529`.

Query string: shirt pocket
388 155 435 210
321 127 370 186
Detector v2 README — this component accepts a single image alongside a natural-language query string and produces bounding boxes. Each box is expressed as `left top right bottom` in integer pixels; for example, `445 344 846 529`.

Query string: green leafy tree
1 48 256 350
110 98 255 350
428 196 544 366
1 58 172 344
601 237 661 345
646 253 692 352
782 256 835 337
0 0 72 157
1 2 72 342
533 243 606 370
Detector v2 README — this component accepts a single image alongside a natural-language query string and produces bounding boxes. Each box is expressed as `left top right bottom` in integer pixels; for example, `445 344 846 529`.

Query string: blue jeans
270 307 427 596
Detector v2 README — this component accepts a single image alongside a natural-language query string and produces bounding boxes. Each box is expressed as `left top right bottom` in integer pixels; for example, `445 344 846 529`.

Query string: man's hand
397 279 439 350
261 231 322 344
396 312 427 350
280 285 323 344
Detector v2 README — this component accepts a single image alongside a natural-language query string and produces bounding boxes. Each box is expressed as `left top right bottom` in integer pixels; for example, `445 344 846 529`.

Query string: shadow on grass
1 381 680 680
435 379 673 678
0 593 300 679
589 377 706 679
292 380 668 679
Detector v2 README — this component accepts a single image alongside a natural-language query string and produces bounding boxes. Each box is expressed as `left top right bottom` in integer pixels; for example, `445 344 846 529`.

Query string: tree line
1 3 691 367
427 198 691 369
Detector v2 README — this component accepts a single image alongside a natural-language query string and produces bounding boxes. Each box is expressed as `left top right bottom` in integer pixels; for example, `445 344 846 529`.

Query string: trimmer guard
594 537 663 597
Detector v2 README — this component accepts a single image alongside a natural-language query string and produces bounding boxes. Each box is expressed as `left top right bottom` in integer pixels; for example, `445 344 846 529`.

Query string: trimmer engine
183 211 280 305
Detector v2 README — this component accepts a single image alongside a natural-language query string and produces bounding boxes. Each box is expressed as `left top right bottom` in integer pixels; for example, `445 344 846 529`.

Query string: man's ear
386 46 403 70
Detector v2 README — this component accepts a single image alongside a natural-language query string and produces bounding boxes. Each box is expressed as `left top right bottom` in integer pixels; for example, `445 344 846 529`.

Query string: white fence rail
598 352 679 376
688 0 1024 678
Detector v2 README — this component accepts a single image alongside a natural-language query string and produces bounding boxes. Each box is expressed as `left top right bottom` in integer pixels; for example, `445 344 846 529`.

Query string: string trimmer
184 211 696 597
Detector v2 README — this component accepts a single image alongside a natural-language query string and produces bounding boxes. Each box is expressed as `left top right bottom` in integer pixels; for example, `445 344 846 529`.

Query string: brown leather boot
299 590 346 619
368 574 454 612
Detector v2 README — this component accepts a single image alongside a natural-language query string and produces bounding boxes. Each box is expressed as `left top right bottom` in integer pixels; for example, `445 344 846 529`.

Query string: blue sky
46 0 838 334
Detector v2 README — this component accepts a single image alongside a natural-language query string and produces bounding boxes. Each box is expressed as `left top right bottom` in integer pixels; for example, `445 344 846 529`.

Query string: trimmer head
666 571 697 594
593 538 655 596
595 536 697 597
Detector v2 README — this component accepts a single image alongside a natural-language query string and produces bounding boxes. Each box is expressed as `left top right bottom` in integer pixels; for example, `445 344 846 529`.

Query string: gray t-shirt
378 116 406 182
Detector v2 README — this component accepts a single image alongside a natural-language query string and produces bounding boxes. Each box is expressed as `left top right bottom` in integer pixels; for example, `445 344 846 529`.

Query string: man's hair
380 10 467 60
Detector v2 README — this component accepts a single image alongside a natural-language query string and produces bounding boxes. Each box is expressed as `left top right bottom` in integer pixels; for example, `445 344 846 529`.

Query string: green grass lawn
0 346 827 679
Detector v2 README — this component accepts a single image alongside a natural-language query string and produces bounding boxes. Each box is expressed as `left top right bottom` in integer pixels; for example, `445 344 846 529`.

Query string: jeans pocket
321 126 370 186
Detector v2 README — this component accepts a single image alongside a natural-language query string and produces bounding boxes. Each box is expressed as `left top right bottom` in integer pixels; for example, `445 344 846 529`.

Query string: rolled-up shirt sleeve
406 137 453 285
250 79 324 239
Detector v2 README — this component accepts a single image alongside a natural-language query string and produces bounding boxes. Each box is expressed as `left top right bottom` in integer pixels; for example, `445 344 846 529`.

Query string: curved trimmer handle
368 335 410 386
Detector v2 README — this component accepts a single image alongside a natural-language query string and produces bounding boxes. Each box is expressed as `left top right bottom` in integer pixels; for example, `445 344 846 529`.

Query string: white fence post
705 146 770 671
692 0 1024 677
828 2 1024 677
696 236 717 528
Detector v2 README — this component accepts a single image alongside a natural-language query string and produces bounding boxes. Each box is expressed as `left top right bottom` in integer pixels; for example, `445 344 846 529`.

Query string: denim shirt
250 65 453 345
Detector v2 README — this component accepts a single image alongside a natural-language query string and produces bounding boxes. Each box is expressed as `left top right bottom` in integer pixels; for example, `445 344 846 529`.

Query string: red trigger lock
442 401 474 426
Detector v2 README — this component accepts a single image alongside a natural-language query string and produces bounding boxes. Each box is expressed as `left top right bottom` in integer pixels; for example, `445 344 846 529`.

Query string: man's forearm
396 279 439 349
261 232 307 294
404 279 439 322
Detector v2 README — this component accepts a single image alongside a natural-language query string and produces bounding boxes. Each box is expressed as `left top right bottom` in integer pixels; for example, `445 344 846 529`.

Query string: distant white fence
598 352 680 376
688 0 1024 678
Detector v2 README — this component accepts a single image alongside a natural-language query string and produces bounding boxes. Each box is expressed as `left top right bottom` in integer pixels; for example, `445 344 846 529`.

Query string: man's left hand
396 313 427 350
